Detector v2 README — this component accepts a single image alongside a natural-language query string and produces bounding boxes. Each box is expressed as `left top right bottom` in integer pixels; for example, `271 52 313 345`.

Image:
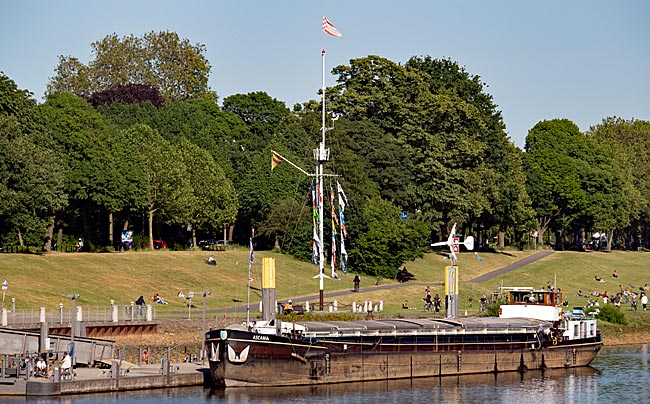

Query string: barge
206 288 602 387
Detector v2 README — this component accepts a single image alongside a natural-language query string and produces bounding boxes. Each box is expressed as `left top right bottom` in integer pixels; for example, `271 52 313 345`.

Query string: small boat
205 287 602 387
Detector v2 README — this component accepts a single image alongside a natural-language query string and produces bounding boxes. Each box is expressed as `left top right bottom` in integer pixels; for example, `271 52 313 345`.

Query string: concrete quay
0 361 210 396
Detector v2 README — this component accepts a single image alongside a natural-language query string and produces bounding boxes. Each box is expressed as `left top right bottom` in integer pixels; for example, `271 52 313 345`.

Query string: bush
587 304 626 325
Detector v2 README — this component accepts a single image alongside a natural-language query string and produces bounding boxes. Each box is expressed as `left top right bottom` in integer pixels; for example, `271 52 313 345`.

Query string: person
594 275 604 282
75 238 84 252
61 352 72 379
402 299 410 309
576 290 585 297
468 295 473 308
332 270 340 280
612 270 618 278
433 293 441 313
153 293 168 304
537 324 545 343
207 255 217 266
283 299 293 314
480 294 487 312
424 286 431 300
423 293 433 311
135 295 146 315
602 290 609 304
177 291 186 299
642 293 648 311
353 274 361 292
36 356 47 377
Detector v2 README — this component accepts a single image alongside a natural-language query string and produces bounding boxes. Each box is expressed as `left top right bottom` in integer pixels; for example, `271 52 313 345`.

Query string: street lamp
65 293 80 368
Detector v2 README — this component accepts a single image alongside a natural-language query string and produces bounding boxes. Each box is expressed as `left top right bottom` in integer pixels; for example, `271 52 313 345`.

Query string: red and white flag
322 16 342 37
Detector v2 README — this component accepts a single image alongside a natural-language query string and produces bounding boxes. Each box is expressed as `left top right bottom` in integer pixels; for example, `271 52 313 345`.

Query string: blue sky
1 0 648 147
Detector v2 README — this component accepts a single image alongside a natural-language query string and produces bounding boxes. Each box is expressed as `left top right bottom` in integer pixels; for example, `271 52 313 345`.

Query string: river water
7 345 648 403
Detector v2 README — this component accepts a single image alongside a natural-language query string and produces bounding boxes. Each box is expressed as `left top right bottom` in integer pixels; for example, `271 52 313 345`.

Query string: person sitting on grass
402 299 410 309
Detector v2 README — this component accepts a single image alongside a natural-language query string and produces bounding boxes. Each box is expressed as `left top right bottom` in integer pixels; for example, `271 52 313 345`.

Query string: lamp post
65 293 80 368
199 291 211 363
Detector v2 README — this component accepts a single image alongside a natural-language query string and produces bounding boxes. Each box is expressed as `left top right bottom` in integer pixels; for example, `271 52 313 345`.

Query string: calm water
7 345 648 403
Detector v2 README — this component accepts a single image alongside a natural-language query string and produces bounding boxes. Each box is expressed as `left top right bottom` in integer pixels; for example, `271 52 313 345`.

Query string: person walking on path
353 274 361 292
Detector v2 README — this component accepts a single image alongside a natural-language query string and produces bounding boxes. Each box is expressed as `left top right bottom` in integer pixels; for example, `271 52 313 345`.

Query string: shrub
587 304 626 325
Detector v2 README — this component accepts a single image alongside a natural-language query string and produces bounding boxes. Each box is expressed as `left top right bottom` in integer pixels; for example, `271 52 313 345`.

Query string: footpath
214 250 556 314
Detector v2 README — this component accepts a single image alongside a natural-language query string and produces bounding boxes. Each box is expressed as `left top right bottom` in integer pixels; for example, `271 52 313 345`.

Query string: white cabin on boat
498 287 598 342
499 288 563 322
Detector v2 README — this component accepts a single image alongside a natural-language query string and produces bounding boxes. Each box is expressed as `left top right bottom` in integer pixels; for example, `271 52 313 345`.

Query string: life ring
141 349 149 363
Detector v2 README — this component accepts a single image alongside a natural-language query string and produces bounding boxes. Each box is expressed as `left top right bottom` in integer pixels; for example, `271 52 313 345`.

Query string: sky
1 0 649 148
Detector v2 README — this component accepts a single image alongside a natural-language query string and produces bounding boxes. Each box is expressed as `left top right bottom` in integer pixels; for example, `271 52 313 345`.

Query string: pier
0 360 208 396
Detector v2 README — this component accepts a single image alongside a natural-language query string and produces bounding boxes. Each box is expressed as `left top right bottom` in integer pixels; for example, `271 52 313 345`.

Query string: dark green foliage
86 83 165 108
588 304 626 325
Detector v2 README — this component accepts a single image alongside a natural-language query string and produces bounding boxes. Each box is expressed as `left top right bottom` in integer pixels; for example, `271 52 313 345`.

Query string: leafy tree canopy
47 31 217 102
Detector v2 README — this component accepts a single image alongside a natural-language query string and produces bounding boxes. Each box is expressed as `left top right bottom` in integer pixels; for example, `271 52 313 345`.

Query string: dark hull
206 318 602 387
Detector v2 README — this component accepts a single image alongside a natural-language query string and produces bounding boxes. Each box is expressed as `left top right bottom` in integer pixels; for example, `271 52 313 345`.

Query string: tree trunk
498 229 505 249
57 226 63 251
148 209 154 250
108 212 114 247
17 230 24 248
192 227 197 250
43 216 55 252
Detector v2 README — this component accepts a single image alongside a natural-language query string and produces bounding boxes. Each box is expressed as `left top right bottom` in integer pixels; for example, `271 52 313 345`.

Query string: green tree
130 124 193 249
40 92 114 246
48 31 216 102
348 197 428 279
524 119 629 248
0 116 67 248
177 138 238 247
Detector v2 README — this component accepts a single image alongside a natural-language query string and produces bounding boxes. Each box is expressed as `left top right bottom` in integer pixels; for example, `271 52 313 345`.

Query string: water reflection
209 367 598 404
6 346 650 403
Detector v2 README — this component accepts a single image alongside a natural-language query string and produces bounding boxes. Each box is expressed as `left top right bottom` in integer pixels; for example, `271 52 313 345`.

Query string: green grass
2 248 650 321
0 248 530 312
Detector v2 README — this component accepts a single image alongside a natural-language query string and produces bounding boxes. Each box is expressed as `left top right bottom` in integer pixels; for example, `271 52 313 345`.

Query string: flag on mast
330 184 337 271
311 181 320 265
322 16 343 37
337 181 348 274
249 228 255 264
271 151 283 170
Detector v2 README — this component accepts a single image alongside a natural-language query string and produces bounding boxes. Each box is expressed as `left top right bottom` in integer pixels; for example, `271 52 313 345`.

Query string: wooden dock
0 361 210 396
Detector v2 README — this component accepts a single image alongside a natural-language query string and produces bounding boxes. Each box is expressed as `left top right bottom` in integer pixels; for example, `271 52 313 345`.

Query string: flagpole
317 48 327 311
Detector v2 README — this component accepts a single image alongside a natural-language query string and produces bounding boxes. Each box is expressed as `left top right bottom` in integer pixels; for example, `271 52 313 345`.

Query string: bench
278 302 305 315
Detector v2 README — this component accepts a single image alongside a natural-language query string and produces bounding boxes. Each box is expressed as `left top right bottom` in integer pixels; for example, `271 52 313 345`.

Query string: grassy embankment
1 248 649 346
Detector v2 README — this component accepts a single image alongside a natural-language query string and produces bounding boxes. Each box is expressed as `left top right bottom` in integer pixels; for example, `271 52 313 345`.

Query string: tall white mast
314 49 329 310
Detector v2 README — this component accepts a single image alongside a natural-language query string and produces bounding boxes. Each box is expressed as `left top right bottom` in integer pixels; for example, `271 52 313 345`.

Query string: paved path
468 250 555 283
194 250 555 315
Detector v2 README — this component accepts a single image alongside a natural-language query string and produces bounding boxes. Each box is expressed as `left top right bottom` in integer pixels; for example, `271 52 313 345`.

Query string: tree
131 125 194 249
524 119 629 249
588 117 648 248
40 92 114 246
48 31 217 102
86 83 165 108
177 138 238 247
348 197 428 279
0 73 67 248
0 116 67 248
